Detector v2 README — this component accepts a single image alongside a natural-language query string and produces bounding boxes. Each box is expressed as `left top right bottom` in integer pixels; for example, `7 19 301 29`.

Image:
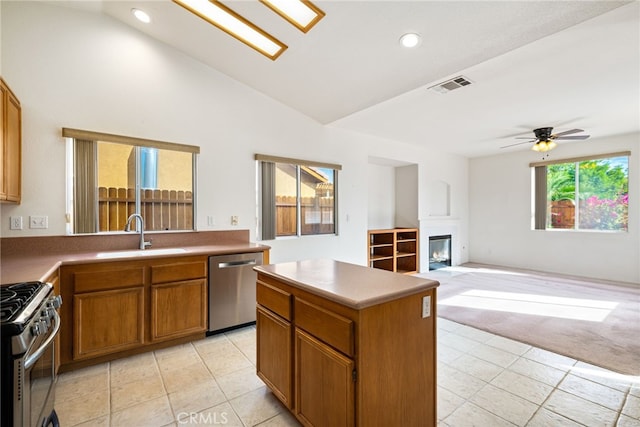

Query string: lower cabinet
74 287 144 360
256 306 292 408
256 272 437 426
295 328 354 427
151 279 207 342
59 256 208 369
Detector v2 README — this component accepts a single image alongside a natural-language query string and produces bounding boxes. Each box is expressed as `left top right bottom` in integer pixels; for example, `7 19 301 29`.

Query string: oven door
19 309 60 427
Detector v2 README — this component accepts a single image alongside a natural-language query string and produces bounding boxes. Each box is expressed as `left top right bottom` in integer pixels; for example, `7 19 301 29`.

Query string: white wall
395 164 418 228
0 2 469 267
367 163 395 230
469 133 640 284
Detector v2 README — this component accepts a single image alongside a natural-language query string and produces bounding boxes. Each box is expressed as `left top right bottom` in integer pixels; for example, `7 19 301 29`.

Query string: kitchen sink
95 248 187 259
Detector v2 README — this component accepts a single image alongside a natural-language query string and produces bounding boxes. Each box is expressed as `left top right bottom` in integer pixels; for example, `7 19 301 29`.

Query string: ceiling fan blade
500 141 532 149
515 137 536 139
552 128 584 137
554 135 590 140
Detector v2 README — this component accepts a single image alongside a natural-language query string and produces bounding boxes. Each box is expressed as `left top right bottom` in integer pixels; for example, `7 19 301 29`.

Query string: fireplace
429 235 451 270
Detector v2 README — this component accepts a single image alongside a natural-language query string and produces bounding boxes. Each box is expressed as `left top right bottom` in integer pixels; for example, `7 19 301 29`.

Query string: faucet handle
143 240 152 249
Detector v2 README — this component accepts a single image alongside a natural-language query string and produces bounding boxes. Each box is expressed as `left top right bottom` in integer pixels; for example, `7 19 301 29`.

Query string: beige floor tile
182 401 244 426
618 414 640 427
110 351 160 387
439 333 483 353
437 386 466 420
56 369 109 402
623 394 640 419
216 365 266 400
168 379 227 418
454 325 496 343
441 401 515 427
437 318 464 333
522 347 577 371
111 373 166 412
161 362 215 393
558 374 626 411
193 334 235 355
110 395 174 427
490 370 553 405
526 408 583 427
448 354 504 382
507 357 566 387
438 363 487 399
438 343 464 364
70 414 110 427
201 346 253 377
570 361 634 393
256 411 302 426
229 386 286 427
471 342 520 368
57 363 109 384
155 345 203 372
484 335 531 356
470 383 538 426
55 389 110 427
543 389 618 426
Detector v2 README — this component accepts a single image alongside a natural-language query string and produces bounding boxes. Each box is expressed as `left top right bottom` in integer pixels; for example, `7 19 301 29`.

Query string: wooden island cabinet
59 255 208 370
255 259 439 427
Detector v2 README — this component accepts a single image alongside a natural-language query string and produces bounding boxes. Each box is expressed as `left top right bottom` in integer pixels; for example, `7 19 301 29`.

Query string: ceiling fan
501 127 590 152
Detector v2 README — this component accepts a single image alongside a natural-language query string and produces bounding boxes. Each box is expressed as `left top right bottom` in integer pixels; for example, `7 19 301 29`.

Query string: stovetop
0 282 51 335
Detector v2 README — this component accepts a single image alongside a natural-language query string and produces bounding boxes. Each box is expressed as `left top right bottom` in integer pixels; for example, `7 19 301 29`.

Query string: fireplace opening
429 235 451 270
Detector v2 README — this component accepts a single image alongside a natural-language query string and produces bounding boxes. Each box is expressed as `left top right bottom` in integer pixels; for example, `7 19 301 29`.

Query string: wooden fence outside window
98 187 193 232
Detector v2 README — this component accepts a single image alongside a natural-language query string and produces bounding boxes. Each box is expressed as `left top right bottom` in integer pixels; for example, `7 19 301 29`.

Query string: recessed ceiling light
399 33 421 48
260 0 325 33
172 0 287 60
132 8 151 24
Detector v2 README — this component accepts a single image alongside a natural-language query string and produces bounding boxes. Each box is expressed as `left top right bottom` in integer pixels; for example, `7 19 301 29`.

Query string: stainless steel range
1 281 62 427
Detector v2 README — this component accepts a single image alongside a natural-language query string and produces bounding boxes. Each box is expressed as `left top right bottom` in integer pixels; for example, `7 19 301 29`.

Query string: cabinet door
295 328 354 427
256 306 293 408
1 79 21 203
73 287 144 360
151 278 207 342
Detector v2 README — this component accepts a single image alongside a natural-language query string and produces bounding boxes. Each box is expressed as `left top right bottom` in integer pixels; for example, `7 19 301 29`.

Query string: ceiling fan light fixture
172 0 287 60
260 0 325 33
531 140 556 152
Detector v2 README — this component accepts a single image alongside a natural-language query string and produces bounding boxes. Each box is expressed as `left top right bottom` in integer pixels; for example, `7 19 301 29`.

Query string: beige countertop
255 258 439 309
1 233 269 285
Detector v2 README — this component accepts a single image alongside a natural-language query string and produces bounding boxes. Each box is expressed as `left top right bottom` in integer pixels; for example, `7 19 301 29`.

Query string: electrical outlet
29 215 49 229
207 215 215 226
231 215 239 226
10 216 23 230
422 296 431 318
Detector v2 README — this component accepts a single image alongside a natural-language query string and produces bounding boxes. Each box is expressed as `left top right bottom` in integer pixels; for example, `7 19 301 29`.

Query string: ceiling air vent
428 76 473 94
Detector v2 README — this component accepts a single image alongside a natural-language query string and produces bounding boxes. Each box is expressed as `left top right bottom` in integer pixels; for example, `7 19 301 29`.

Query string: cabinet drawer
74 267 145 293
151 260 206 284
295 298 354 357
257 280 292 321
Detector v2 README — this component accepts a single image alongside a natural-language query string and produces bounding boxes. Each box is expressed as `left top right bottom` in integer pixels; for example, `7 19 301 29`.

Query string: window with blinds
531 152 629 231
257 154 340 240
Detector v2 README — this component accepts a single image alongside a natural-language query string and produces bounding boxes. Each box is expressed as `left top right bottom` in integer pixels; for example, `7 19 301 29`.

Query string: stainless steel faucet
124 214 151 250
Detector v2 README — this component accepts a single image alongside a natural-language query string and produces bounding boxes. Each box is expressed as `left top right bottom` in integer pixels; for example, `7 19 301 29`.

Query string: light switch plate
422 296 431 318
29 215 48 229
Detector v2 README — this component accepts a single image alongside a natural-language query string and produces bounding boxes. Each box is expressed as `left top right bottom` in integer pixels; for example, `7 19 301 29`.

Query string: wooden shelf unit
368 228 419 274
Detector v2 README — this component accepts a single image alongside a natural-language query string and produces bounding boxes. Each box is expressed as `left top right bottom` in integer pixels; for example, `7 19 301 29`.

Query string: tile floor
55 319 640 427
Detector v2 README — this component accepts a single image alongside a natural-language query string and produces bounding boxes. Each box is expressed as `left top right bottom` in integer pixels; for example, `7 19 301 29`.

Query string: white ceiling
58 0 639 158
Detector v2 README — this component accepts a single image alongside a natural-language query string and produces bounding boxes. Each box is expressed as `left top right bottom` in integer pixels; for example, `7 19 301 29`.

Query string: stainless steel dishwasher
208 252 263 334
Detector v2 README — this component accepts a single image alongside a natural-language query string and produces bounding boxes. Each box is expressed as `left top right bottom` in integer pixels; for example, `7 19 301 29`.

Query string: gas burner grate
0 282 43 322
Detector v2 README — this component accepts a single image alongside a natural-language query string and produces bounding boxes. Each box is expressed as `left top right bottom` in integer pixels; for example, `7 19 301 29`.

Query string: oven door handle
24 310 60 370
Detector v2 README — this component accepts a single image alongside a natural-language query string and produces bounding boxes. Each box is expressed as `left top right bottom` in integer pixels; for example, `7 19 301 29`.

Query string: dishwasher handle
217 259 258 269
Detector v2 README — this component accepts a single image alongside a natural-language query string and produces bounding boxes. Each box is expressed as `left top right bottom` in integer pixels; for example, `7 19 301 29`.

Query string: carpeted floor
416 263 640 376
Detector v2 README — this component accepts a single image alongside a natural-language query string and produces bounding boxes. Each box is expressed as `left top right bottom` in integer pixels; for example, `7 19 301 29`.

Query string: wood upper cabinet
59 255 208 369
1 78 22 203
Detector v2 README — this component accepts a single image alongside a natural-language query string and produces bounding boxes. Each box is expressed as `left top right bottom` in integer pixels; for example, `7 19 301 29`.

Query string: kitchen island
254 259 439 427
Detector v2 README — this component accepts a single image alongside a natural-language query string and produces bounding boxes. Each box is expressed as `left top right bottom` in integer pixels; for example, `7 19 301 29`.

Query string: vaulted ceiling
56 1 639 157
